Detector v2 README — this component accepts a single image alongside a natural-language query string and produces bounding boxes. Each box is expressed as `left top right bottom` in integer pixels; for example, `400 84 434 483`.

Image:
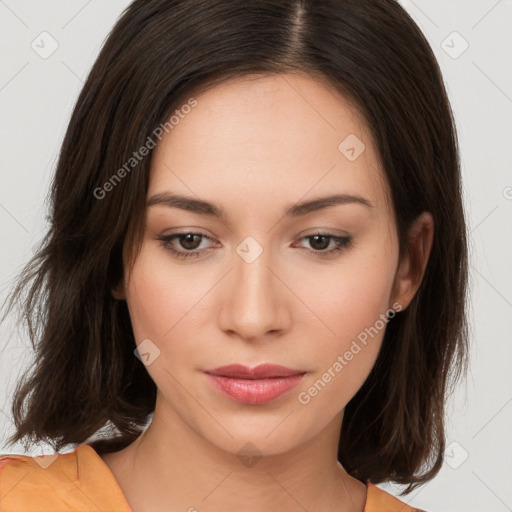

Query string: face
117 72 417 457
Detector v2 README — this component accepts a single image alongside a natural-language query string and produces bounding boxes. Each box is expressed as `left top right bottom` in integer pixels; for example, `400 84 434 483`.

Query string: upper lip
204 364 305 379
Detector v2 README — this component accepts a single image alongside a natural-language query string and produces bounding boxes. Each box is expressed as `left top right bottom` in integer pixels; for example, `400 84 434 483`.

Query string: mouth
203 364 307 405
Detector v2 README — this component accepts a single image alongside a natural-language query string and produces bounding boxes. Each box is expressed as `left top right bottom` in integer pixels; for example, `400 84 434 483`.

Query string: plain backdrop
0 1 511 511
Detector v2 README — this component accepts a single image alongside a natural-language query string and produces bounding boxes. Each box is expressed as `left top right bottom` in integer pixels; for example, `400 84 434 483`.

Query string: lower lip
205 373 306 405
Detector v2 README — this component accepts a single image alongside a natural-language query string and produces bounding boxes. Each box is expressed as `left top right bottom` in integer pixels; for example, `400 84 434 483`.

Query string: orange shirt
0 444 423 511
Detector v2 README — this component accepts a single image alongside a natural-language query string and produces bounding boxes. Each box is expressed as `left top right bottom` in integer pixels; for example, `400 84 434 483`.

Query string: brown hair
1 0 469 495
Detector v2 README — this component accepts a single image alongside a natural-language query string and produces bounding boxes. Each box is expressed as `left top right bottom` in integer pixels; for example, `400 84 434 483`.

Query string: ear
111 280 126 300
391 211 434 311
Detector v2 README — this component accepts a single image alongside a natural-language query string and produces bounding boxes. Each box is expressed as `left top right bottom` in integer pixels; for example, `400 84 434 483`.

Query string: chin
193 413 320 460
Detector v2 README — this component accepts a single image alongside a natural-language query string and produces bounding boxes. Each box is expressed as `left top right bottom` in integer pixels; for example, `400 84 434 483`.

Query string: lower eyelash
157 233 352 260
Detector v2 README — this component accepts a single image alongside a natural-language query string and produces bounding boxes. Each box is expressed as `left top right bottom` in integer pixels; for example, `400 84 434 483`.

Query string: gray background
0 1 511 511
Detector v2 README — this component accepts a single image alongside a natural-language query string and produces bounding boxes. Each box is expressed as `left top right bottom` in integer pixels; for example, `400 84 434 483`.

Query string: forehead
149 72 389 219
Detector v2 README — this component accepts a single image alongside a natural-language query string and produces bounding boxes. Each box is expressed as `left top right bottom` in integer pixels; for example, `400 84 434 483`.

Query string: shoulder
0 444 131 511
365 482 431 512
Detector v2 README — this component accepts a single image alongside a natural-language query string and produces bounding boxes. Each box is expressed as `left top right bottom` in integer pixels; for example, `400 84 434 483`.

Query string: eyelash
156 231 353 260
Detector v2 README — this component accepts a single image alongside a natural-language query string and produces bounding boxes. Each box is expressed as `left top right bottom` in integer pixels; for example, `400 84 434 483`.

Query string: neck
102 398 367 512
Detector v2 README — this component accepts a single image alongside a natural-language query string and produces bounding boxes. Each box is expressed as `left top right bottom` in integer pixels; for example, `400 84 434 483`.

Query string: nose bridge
219 234 287 339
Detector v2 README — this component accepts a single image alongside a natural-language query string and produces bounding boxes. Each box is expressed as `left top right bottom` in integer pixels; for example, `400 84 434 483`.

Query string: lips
204 363 304 379
203 364 306 405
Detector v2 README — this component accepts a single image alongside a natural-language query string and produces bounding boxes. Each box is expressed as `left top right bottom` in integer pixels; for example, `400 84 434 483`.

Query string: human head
4 0 468 495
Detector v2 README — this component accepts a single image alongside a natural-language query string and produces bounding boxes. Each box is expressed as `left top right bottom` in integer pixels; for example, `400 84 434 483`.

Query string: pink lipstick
204 364 306 405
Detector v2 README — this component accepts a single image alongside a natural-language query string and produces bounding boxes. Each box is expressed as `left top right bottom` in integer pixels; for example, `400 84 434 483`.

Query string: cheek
124 248 213 398
303 247 397 343
293 241 398 408
124 246 199 344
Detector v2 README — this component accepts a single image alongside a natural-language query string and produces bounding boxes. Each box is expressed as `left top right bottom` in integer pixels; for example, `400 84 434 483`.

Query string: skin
103 72 434 512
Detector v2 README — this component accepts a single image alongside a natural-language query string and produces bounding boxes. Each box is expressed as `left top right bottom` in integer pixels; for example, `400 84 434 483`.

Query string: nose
217 238 291 343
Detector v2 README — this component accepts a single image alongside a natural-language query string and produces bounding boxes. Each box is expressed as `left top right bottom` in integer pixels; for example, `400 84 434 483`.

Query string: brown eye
177 233 202 251
157 232 214 260
294 232 353 257
308 234 331 251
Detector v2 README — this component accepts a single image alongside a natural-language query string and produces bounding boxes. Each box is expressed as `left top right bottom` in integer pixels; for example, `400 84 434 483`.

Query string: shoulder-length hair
2 0 469 495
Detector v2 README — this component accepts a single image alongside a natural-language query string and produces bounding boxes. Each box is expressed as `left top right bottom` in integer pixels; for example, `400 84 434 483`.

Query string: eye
157 232 215 259
293 232 353 257
156 230 353 260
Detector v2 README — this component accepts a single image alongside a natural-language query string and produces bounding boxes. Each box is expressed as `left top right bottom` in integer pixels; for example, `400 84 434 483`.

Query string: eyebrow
146 192 374 218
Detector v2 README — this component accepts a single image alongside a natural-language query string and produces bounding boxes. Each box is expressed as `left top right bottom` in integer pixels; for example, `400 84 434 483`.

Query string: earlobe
111 281 126 300
392 211 434 310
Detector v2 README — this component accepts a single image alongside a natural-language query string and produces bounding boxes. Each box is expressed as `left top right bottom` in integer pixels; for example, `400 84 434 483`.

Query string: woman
0 1 468 510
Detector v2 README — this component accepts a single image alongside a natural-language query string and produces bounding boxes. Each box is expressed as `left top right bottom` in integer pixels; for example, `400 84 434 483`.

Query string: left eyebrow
146 192 374 218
